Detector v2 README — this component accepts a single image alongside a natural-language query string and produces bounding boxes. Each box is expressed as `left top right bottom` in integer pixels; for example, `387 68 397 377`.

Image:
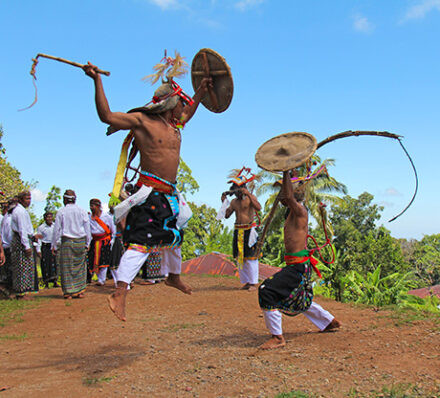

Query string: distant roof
181 252 280 280
408 285 440 299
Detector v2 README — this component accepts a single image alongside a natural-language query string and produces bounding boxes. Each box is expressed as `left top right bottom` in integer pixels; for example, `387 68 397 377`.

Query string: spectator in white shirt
11 191 38 298
52 190 91 299
35 212 58 288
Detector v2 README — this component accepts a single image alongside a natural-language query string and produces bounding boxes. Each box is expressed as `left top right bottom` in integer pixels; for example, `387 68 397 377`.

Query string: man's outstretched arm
180 78 211 124
83 62 142 131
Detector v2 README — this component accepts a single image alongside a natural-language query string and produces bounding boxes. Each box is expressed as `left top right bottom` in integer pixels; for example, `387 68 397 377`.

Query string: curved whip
317 130 418 222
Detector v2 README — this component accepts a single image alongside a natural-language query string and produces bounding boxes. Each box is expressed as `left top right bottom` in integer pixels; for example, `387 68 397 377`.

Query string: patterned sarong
233 224 258 267
41 243 57 283
88 234 112 276
11 233 39 294
59 236 87 295
142 251 163 280
258 249 315 316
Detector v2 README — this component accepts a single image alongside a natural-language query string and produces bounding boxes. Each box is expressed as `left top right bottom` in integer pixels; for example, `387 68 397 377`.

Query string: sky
0 0 439 240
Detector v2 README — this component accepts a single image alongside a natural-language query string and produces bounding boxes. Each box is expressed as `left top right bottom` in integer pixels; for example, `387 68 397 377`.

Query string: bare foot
321 318 341 332
72 293 85 299
247 284 257 291
259 335 286 350
107 285 128 321
139 280 155 285
240 283 250 290
165 273 192 295
63 295 72 300
95 282 104 286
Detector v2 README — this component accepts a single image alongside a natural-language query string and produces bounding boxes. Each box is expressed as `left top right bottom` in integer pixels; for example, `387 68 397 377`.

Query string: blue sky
1 0 439 239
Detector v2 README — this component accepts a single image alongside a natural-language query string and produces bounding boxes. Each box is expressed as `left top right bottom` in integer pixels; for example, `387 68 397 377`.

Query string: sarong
0 248 12 288
87 234 112 276
109 234 124 270
41 242 57 283
123 172 183 253
258 249 317 316
59 236 87 295
11 233 39 294
233 224 258 267
141 251 163 280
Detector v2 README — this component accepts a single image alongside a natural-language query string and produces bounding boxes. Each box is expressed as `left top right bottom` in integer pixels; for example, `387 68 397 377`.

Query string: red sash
284 254 322 279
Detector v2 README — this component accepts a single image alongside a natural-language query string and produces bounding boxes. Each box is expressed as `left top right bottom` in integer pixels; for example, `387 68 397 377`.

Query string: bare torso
133 114 181 182
231 196 256 225
283 204 308 254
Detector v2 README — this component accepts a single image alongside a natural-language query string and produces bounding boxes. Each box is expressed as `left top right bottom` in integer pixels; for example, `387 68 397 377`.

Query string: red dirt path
0 274 439 397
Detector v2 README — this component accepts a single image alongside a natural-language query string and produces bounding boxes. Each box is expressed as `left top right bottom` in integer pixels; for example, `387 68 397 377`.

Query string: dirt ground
0 274 439 398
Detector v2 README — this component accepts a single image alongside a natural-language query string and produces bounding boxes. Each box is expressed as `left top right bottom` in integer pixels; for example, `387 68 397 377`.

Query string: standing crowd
0 189 166 300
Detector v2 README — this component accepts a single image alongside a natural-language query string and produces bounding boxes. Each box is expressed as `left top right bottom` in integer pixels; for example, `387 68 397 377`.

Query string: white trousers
116 247 181 284
97 267 108 284
239 259 259 284
263 302 334 335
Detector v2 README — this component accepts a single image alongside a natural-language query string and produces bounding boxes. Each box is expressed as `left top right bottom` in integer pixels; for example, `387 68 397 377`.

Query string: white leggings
239 259 259 284
116 247 181 284
263 302 334 335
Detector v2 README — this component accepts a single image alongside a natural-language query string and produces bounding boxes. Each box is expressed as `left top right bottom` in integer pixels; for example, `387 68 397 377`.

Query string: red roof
408 285 440 299
181 252 280 280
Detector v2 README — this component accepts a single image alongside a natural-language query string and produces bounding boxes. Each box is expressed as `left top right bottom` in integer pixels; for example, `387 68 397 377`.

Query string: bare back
132 113 181 182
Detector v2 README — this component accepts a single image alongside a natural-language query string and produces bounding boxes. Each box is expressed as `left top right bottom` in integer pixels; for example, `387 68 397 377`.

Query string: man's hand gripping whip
19 53 111 111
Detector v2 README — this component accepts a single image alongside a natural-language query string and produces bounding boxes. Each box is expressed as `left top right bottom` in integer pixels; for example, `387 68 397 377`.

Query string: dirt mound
0 274 439 397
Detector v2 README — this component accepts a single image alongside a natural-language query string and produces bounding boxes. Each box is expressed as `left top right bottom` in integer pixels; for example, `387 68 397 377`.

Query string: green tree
177 159 199 195
0 125 30 199
44 185 62 215
410 234 440 287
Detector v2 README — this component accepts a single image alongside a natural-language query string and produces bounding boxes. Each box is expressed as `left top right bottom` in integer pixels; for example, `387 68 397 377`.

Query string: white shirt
52 203 91 250
36 222 55 252
11 204 34 250
89 212 116 245
1 213 12 249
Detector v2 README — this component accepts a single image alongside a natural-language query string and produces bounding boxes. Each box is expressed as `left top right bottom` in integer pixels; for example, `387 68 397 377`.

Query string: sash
284 250 322 279
92 216 111 245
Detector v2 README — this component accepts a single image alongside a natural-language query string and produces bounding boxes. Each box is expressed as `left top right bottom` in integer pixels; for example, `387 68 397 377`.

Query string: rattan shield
191 48 233 113
255 132 317 172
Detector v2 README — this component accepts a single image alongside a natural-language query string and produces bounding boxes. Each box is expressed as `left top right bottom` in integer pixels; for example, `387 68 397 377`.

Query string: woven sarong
258 249 314 316
41 243 57 283
141 251 163 280
59 236 87 295
11 233 39 294
87 236 112 276
109 235 124 270
232 224 258 267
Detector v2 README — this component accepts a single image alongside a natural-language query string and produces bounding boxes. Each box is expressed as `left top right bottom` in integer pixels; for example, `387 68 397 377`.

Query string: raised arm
180 78 211 124
83 62 143 131
282 171 305 217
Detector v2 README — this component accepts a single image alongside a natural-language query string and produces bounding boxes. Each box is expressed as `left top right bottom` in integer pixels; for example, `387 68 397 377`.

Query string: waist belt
136 171 176 194
92 233 111 245
284 253 322 279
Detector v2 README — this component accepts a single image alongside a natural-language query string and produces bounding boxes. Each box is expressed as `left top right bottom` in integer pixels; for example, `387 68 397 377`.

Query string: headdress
227 167 256 187
89 198 101 206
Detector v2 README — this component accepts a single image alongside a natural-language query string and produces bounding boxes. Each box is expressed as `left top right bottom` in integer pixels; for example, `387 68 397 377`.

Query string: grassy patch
0 297 47 327
347 382 437 397
274 391 312 398
160 322 205 333
378 306 440 328
82 376 116 386
0 332 27 341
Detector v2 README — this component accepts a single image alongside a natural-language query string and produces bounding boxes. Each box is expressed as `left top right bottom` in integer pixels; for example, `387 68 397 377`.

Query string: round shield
191 48 233 113
255 132 317 172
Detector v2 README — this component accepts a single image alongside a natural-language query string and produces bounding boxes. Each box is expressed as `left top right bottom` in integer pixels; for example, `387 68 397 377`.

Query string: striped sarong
59 236 87 295
11 233 39 294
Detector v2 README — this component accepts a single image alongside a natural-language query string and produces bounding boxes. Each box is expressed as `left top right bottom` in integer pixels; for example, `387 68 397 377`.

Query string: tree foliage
44 185 62 215
177 158 199 195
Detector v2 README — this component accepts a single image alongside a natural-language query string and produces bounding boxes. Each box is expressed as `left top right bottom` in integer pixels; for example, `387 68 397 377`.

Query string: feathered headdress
143 50 188 85
228 167 257 187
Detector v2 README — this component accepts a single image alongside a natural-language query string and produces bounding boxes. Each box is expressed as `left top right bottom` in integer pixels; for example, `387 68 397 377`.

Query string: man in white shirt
36 212 58 288
52 190 91 299
87 198 116 286
11 191 38 298
1 198 16 290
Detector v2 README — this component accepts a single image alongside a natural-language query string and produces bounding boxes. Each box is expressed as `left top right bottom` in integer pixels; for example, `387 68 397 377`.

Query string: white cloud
352 14 374 33
235 0 264 11
401 0 440 22
31 188 47 203
385 187 402 197
149 0 179 10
